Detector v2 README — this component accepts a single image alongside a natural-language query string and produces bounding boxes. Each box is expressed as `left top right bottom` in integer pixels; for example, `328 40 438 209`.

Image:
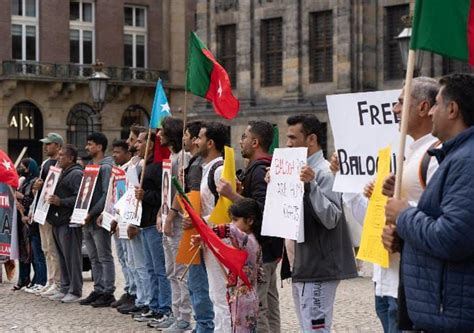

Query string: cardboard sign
101 167 126 231
0 184 16 259
115 165 142 226
161 159 172 223
261 148 306 242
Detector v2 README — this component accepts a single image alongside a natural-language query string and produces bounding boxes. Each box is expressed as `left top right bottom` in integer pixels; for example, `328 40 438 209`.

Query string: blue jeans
188 253 214 333
141 226 171 314
375 296 401 333
128 232 149 306
115 236 136 295
30 233 47 286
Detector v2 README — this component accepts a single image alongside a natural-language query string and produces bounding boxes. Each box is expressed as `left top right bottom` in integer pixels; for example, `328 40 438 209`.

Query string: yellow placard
208 146 236 225
176 191 201 265
356 146 391 268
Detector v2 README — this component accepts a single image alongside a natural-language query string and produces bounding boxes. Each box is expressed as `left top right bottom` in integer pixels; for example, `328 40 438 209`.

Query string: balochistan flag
186 32 240 120
410 0 474 66
150 79 171 129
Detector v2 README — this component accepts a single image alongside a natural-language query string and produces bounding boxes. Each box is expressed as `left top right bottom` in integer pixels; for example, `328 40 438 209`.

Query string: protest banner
261 147 306 242
115 165 142 226
101 167 126 231
71 165 100 224
0 183 15 259
161 160 172 223
209 146 236 225
326 89 406 193
33 166 62 225
357 146 391 268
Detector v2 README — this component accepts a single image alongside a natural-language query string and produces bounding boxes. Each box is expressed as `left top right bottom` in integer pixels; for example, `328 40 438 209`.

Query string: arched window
67 103 100 155
120 105 149 139
8 101 43 163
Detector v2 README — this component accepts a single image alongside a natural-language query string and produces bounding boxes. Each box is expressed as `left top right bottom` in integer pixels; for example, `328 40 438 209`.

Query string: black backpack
207 160 224 205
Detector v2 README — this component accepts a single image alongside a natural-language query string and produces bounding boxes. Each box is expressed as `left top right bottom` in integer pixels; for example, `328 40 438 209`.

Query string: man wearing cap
35 133 64 298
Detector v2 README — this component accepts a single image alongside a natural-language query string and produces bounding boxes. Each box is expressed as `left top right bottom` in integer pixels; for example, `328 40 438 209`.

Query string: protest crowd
0 71 473 333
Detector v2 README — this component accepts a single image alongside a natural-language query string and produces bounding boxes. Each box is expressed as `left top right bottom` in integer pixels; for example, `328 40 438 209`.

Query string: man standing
195 122 232 333
36 133 63 297
180 121 215 333
384 74 474 332
217 121 282 332
47 145 84 303
79 132 116 307
284 114 357 332
109 140 136 309
133 131 172 324
154 117 192 331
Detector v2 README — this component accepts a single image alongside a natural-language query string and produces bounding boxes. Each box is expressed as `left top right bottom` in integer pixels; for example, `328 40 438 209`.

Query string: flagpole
393 49 416 201
135 127 153 216
181 77 188 190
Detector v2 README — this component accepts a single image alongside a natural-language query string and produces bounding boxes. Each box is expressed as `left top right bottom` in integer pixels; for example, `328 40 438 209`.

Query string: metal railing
0 60 168 84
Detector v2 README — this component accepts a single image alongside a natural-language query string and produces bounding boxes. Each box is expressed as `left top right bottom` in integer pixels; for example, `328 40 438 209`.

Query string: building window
67 103 100 156
11 0 38 61
217 24 237 87
120 105 149 139
442 58 474 75
261 17 283 87
70 1 95 65
309 11 333 83
384 4 409 80
124 6 147 68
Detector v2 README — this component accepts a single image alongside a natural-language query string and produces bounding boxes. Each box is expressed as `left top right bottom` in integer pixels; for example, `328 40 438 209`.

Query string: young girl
194 197 263 333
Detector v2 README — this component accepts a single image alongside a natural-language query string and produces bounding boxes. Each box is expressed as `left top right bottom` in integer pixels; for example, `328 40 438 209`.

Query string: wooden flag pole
179 244 201 281
181 75 189 190
135 127 153 216
393 49 416 201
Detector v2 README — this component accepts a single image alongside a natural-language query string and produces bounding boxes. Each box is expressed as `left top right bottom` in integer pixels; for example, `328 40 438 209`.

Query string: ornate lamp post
88 60 110 112
396 15 424 77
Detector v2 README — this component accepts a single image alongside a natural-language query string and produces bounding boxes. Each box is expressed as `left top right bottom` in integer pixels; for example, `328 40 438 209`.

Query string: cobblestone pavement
0 260 381 333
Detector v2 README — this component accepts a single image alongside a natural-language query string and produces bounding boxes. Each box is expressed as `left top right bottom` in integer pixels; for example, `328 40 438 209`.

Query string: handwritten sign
71 165 100 225
33 166 62 225
115 165 142 226
356 146 391 268
262 148 306 242
326 90 407 193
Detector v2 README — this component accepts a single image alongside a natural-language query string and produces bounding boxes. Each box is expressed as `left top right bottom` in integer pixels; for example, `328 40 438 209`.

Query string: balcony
0 60 168 86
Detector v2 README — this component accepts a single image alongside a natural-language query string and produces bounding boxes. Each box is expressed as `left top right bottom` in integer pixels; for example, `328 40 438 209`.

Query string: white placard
101 167 126 232
161 159 172 223
114 165 142 226
34 166 62 225
326 89 409 193
261 148 307 242
71 165 100 225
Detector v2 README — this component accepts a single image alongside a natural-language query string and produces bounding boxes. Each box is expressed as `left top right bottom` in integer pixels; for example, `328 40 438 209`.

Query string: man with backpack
217 120 283 333
195 122 231 333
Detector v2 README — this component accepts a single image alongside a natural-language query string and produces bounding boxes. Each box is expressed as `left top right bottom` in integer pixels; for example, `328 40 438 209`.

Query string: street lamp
88 60 110 112
396 15 424 77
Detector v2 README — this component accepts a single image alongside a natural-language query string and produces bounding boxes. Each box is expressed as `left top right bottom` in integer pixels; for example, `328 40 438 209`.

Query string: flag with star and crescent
186 31 240 120
0 150 19 189
149 79 172 129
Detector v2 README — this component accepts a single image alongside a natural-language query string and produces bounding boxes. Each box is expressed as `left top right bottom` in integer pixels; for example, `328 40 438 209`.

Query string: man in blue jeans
180 121 214 333
133 130 172 325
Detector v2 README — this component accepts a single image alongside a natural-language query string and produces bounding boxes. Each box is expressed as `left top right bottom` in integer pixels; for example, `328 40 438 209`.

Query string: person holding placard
284 114 357 332
155 116 192 331
80 133 115 307
36 133 63 298
132 131 172 324
217 120 283 333
47 145 84 303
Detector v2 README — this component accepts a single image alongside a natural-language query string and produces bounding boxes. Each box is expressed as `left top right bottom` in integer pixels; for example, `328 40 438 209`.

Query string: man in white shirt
195 122 232 333
334 77 440 333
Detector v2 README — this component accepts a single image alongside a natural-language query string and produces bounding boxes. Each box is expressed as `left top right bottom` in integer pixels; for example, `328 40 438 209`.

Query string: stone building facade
0 0 194 162
190 0 472 167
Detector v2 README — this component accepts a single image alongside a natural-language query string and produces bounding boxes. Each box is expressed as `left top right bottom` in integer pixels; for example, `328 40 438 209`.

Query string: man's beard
129 146 137 154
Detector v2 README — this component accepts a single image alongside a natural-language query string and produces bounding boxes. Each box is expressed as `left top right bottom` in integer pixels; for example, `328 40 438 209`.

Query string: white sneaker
25 284 44 294
61 294 80 303
41 284 59 297
35 282 51 295
49 291 66 301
